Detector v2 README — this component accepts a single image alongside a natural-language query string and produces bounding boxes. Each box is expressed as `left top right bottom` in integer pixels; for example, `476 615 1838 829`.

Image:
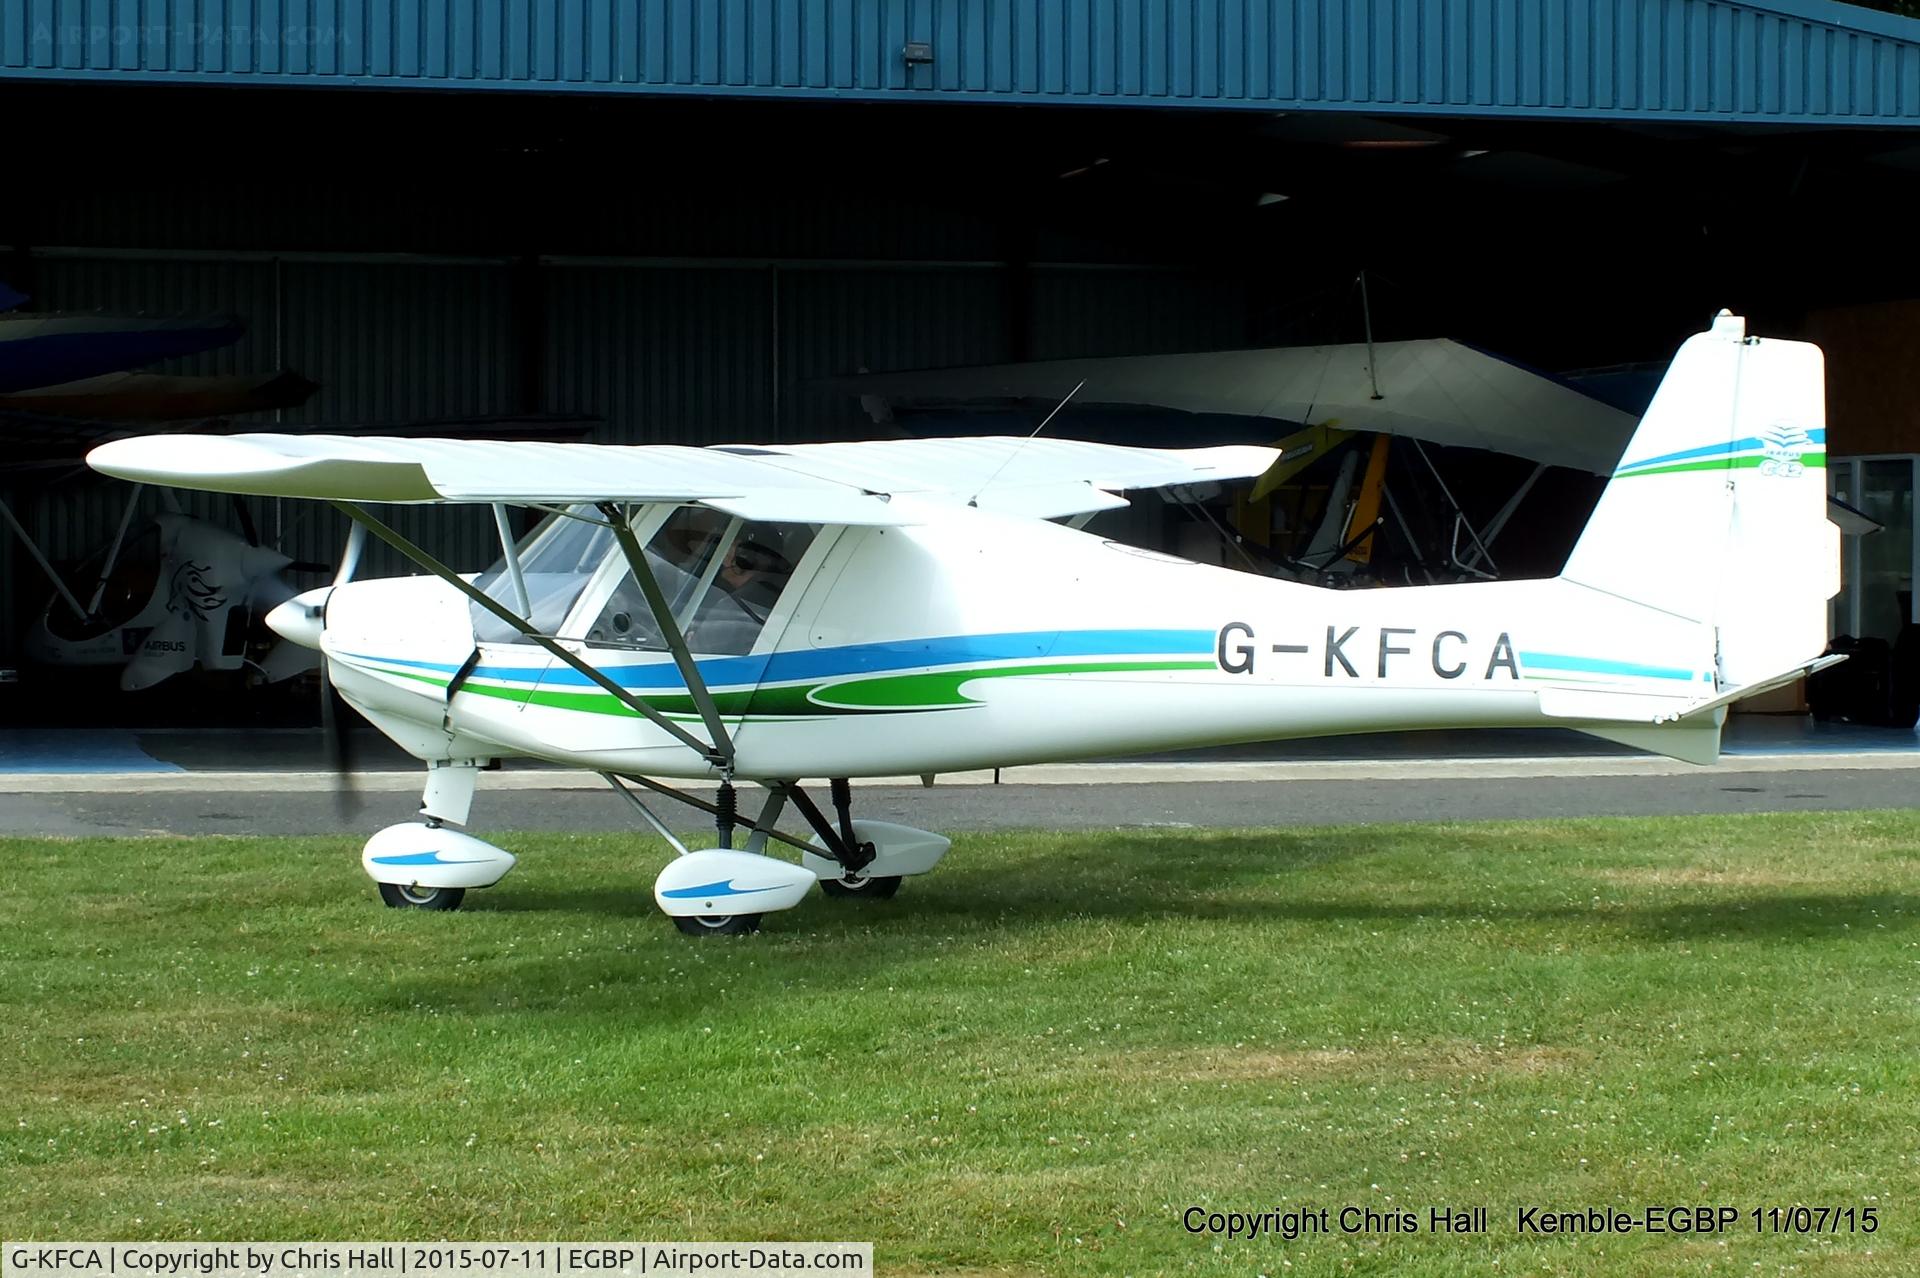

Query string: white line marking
3 752 1917 793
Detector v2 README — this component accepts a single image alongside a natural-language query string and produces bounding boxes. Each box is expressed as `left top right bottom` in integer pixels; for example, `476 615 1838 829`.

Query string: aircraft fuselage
318 503 1714 780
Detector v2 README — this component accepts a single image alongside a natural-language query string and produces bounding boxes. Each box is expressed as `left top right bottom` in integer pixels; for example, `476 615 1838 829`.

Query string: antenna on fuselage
967 379 1086 508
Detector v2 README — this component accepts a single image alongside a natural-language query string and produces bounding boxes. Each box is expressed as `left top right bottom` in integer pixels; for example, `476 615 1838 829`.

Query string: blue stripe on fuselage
1519 651 1698 681
347 629 1215 692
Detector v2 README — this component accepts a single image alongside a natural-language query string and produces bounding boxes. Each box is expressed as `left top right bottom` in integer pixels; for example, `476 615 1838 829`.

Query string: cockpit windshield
470 505 614 643
470 505 817 655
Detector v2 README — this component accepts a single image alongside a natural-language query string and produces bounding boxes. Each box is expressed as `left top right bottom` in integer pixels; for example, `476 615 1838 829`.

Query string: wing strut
330 501 730 767
596 502 736 768
612 772 819 855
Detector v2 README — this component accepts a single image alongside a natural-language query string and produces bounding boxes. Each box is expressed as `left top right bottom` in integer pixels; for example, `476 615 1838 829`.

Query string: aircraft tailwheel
820 872 902 900
672 912 764 937
378 883 466 911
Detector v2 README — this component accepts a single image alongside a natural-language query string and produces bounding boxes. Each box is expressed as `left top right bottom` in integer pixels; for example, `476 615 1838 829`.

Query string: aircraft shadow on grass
465 830 1360 920
453 830 1918 945
357 825 1919 1027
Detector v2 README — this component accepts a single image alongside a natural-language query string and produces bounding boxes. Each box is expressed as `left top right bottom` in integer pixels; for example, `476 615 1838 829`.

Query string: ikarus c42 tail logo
1759 421 1813 477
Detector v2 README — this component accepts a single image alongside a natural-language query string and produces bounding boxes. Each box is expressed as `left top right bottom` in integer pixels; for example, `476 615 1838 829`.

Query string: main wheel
819 872 902 899
378 882 466 911
672 912 763 937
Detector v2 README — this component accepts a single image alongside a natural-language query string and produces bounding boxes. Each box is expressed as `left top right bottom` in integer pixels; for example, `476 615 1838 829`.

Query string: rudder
1559 311 1839 689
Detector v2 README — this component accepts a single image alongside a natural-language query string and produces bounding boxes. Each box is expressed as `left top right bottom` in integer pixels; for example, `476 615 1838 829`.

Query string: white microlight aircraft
88 312 1841 935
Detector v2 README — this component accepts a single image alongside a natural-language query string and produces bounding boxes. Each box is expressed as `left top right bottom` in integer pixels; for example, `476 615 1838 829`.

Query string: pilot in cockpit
714 538 792 622
583 511 814 655
684 531 800 652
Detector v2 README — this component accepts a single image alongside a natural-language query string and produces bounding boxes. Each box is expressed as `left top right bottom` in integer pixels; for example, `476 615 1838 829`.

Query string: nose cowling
266 586 332 649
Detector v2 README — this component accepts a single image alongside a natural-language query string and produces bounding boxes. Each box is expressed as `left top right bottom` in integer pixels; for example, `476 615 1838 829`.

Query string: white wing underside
87 434 1281 524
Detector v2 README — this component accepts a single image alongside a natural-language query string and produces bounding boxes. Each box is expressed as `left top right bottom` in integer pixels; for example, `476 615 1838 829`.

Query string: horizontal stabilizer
1675 654 1847 719
1539 653 1844 726
1547 653 1845 766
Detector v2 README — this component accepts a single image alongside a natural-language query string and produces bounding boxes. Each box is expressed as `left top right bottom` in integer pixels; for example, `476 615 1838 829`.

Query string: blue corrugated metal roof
4 0 1919 125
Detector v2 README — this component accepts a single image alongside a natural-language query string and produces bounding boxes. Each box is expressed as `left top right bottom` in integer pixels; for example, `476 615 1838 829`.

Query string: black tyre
378 882 466 911
819 872 902 899
672 912 763 937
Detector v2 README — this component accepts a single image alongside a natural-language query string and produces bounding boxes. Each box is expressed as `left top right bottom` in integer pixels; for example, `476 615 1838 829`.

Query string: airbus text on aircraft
89 313 1841 935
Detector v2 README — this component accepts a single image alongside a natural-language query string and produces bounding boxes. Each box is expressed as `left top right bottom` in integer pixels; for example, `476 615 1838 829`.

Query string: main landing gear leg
715 778 737 850
627 777 813 939
805 779 901 900
669 778 762 937
792 780 951 897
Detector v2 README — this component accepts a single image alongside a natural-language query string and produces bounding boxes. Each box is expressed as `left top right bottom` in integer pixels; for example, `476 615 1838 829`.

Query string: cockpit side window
46 524 162 641
587 510 817 655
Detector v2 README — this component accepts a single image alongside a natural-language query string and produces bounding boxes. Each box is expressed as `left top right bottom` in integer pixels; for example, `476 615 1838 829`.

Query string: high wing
724 436 1277 518
834 340 1639 476
86 432 1279 521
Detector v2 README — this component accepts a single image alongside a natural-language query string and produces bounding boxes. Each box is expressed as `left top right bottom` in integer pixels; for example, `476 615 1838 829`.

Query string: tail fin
1560 311 1839 689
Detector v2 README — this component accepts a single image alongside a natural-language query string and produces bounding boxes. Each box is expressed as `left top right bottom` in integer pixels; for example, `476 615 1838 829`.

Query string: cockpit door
505 506 826 753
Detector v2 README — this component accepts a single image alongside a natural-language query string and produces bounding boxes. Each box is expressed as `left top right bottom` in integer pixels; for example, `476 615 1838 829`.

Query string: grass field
2 812 1917 1275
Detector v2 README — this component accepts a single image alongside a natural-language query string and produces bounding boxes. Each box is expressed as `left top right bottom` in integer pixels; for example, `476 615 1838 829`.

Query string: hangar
4 0 1920 720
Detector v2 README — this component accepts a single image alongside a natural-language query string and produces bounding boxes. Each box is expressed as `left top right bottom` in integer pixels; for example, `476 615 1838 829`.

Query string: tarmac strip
6 749 1919 792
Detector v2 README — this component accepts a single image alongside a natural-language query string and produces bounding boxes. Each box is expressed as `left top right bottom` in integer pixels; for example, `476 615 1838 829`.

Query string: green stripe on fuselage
358 656 1215 721
806 660 1214 709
